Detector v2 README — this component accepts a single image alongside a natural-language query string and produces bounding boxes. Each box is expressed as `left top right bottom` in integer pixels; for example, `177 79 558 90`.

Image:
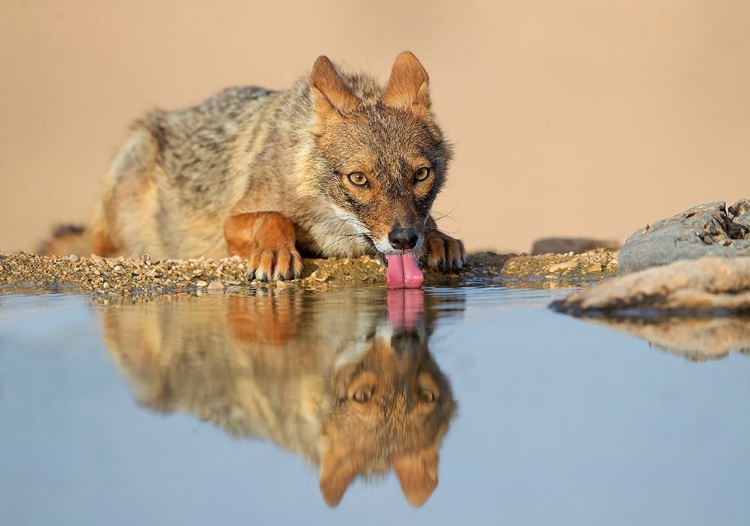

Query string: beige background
2 0 749 254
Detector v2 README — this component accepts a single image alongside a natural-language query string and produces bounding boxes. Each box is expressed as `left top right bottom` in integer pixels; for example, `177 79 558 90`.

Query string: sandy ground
2 1 750 255
0 250 618 296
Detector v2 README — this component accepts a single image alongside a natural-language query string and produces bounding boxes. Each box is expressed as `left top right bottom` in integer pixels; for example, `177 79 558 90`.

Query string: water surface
1 287 749 525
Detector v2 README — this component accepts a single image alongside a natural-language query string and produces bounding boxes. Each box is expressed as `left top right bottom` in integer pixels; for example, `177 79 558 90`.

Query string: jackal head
307 51 452 256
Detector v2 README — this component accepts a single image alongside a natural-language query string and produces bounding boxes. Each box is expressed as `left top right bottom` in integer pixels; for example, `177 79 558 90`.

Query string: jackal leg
421 216 467 271
224 212 304 281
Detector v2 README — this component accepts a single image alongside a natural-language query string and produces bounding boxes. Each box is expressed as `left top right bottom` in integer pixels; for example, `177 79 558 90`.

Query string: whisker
430 205 463 235
318 216 373 254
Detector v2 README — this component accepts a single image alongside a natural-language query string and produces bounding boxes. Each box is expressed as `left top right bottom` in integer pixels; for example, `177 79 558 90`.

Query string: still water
1 286 749 525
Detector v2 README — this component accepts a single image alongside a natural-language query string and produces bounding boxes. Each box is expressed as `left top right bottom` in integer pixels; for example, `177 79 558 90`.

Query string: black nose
388 227 419 250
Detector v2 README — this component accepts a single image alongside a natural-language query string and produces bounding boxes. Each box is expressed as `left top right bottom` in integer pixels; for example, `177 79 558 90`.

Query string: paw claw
245 248 302 282
421 231 466 273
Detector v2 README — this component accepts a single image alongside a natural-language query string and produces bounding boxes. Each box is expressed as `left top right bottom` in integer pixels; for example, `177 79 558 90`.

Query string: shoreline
0 249 618 296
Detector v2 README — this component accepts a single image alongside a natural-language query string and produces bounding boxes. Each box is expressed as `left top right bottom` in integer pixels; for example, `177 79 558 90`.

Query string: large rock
550 256 750 316
618 200 750 275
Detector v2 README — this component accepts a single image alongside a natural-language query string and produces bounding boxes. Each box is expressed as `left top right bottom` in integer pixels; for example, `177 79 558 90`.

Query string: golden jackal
42 52 465 288
102 290 458 506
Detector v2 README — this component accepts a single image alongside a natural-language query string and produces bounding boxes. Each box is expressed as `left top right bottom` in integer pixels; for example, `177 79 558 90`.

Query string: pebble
207 280 225 291
548 261 575 272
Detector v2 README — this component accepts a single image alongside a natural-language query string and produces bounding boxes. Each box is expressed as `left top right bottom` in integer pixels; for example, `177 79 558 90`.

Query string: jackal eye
352 385 373 403
347 172 368 187
414 167 431 182
419 389 436 403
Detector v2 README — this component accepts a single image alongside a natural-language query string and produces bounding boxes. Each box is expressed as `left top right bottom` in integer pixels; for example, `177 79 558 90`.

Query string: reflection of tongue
386 253 424 289
387 289 424 328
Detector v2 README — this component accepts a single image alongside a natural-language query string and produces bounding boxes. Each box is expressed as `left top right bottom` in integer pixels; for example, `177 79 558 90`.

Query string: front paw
421 231 466 271
247 248 303 281
225 212 304 282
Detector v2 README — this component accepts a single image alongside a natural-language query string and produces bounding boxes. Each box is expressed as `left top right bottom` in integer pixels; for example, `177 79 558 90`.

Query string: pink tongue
386 253 424 289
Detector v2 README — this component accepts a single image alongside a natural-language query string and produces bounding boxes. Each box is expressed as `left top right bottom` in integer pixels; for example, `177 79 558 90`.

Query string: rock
585 263 603 273
618 200 750 275
729 198 750 229
532 237 620 255
547 261 575 272
207 280 225 291
550 256 750 315
311 270 329 282
195 280 208 288
728 198 750 217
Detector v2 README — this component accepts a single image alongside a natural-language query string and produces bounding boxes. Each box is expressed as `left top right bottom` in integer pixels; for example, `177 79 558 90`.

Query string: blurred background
2 0 749 255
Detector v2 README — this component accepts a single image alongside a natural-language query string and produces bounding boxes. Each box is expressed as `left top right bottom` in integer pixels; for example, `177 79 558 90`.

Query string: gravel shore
0 249 618 296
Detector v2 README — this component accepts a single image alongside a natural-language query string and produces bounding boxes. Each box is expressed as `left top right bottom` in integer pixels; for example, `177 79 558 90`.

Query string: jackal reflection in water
100 289 459 506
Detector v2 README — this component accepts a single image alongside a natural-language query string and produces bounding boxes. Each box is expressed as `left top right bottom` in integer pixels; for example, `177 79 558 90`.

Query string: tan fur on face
308 53 452 253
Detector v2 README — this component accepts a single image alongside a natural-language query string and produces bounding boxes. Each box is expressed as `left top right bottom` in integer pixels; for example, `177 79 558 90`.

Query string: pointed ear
319 445 360 507
310 56 358 119
383 51 431 112
392 445 439 507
